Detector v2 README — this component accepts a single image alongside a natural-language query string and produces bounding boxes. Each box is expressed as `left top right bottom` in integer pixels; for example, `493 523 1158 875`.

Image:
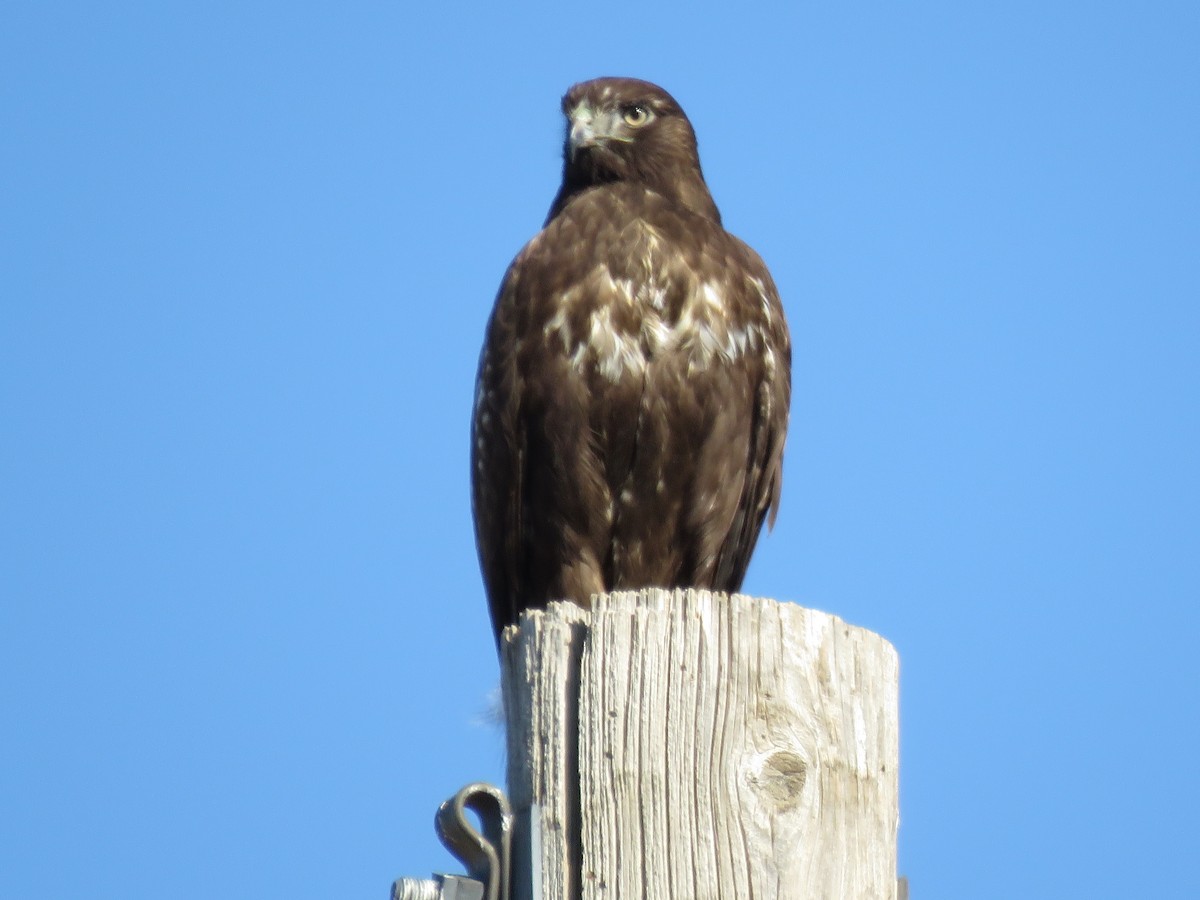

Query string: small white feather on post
500 588 900 900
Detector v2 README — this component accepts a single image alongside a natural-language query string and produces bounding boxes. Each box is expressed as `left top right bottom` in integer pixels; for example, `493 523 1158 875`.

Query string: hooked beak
567 106 629 161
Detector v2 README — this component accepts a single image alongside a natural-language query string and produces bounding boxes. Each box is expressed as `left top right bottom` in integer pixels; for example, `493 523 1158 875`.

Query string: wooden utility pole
500 588 900 900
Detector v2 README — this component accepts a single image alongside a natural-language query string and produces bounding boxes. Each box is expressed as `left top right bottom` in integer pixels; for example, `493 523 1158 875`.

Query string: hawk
472 77 790 644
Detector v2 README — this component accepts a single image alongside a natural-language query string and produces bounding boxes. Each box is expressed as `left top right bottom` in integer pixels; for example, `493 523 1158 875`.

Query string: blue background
3 2 1197 897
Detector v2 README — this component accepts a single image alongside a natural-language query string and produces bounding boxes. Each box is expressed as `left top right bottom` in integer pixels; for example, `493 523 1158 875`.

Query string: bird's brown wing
703 239 791 592
471 264 525 640
472 226 621 641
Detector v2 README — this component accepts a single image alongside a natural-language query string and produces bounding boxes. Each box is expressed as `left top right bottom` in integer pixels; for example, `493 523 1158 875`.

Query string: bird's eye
622 104 652 127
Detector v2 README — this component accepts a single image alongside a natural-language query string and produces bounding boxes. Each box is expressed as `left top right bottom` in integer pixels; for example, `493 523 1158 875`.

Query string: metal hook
435 783 513 900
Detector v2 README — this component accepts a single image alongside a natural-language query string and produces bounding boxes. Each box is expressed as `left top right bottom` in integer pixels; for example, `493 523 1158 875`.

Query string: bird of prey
472 77 790 644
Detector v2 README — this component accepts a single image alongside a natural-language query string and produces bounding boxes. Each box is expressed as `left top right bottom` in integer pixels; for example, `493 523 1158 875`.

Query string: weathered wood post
500 588 900 900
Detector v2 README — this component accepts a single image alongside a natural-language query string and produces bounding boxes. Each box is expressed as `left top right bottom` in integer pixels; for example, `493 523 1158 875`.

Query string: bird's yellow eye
622 104 652 127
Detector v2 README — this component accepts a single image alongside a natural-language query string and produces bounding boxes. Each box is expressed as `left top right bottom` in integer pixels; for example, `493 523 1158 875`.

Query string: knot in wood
750 750 808 809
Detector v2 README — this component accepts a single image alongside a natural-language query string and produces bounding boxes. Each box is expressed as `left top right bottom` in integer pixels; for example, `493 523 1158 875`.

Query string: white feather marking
550 249 774 381
641 224 662 279
670 279 766 367
642 313 673 352
747 275 775 325
545 266 617 349
553 263 676 381
543 306 572 350
569 339 588 371
611 276 637 305
570 305 647 382
700 281 726 314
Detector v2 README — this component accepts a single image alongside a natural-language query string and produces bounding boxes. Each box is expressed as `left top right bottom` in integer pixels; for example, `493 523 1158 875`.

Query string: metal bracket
393 782 513 900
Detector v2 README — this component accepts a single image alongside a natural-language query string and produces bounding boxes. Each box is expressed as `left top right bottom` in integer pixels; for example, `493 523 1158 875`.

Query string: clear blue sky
3 2 1197 897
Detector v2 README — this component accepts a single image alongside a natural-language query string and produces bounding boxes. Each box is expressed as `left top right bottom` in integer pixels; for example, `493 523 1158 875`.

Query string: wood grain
501 589 899 900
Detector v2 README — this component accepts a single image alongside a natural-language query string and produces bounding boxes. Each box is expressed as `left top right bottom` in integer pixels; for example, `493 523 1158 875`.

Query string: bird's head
551 77 719 222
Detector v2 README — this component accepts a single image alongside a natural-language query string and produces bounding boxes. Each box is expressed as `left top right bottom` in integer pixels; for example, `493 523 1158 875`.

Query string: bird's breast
534 219 773 384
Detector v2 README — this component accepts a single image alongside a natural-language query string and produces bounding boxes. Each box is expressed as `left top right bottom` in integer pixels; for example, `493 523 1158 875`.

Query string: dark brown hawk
472 77 790 644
